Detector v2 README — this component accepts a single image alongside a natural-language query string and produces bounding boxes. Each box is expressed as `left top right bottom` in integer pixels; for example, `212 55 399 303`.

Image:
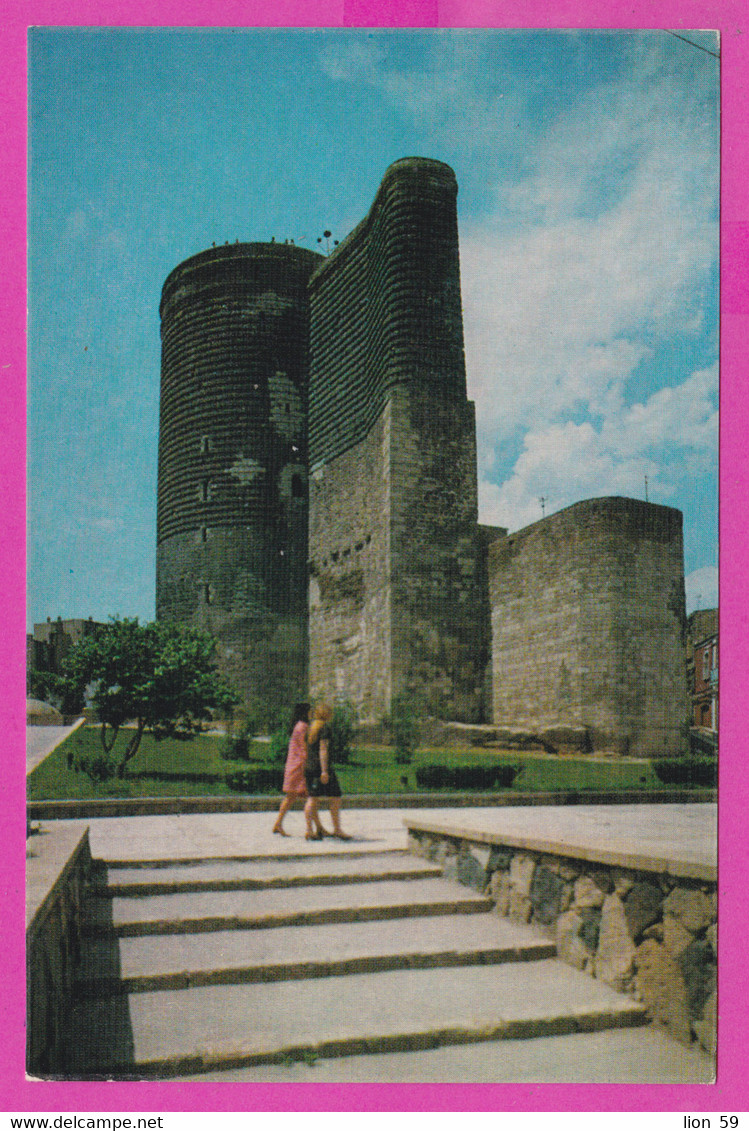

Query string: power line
665 30 720 59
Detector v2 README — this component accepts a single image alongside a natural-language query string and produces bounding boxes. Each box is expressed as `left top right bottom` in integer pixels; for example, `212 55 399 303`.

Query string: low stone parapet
405 810 716 1056
26 825 92 1076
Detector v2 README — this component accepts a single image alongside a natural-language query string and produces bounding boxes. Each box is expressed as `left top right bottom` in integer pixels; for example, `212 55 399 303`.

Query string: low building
28 617 103 675
692 629 718 731
686 608 718 732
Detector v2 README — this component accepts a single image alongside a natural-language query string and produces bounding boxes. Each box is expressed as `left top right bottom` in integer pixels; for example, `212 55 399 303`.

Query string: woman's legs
327 797 350 838
304 795 319 837
304 795 332 838
272 794 293 834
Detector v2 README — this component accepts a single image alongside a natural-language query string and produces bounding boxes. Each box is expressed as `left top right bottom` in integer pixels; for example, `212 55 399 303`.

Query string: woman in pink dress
272 702 311 836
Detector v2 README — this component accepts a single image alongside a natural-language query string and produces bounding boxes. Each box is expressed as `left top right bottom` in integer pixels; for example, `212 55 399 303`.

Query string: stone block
486 845 514 874
595 893 636 991
434 839 459 867
662 914 694 957
613 871 634 898
663 886 715 934
489 872 512 916
593 870 614 894
508 891 533 923
556 910 595 971
635 938 692 1045
679 938 717 1021
706 923 717 955
509 854 536 897
693 990 717 1057
624 881 664 941
530 865 566 925
573 876 605 909
539 725 591 752
579 907 602 952
444 847 487 893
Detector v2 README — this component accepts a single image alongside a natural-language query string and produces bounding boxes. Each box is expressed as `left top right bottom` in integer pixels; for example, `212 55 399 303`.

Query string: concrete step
97 851 442 895
174 1025 715 1084
84 876 493 937
77 912 557 994
68 958 648 1078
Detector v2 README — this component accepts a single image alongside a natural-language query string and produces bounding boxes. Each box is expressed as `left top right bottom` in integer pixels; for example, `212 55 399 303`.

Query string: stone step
68 958 648 1078
84 876 494 937
97 851 442 896
77 912 557 995
174 1025 715 1084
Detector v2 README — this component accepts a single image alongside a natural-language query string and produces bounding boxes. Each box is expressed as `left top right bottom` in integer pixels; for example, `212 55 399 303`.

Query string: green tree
385 694 421 765
328 700 357 765
60 618 239 777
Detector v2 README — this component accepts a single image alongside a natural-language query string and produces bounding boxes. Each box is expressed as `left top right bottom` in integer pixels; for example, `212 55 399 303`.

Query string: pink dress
282 720 308 795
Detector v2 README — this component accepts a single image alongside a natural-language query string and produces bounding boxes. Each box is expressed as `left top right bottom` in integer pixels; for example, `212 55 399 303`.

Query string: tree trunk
116 720 145 778
100 722 119 753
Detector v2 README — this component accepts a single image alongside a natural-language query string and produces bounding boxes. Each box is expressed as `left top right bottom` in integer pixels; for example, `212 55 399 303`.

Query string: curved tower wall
308 158 489 723
156 242 322 710
488 497 689 756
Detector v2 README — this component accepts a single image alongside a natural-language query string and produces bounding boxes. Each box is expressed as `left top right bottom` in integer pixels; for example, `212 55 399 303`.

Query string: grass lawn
27 725 681 801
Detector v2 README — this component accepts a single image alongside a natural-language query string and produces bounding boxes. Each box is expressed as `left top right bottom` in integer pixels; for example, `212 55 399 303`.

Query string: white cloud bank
685 565 718 612
457 44 718 530
320 31 719 556
479 363 718 530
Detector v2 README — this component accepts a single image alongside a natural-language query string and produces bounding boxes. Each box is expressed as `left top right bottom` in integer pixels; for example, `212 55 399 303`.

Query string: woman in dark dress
303 702 351 841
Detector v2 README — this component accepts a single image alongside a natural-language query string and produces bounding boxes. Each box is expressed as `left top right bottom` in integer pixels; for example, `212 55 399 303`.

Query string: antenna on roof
316 230 339 255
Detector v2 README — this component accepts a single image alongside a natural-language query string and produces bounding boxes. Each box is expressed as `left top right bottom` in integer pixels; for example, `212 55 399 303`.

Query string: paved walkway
405 802 717 881
46 801 716 875
26 721 84 775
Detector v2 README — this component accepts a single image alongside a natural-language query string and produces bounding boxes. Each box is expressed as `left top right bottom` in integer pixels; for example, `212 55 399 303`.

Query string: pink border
4 0 746 1113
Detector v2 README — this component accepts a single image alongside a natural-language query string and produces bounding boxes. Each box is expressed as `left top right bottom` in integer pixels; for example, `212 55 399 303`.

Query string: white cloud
480 364 718 531
318 31 719 571
685 565 718 613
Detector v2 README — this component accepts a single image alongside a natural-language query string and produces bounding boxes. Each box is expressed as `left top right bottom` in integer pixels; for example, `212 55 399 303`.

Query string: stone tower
307 158 490 723
156 241 321 709
488 497 689 756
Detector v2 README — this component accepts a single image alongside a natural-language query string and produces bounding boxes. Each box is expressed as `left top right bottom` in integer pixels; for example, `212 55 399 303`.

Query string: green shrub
67 750 117 783
221 726 252 761
268 720 291 764
225 767 282 793
653 758 717 788
328 701 357 766
415 763 519 790
385 694 420 764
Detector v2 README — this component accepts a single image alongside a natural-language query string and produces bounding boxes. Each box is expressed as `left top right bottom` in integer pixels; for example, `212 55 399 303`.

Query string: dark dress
304 724 342 798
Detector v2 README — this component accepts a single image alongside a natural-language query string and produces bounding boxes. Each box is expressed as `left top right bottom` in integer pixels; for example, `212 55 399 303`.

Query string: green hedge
415 763 519 790
225 767 283 793
652 758 717 787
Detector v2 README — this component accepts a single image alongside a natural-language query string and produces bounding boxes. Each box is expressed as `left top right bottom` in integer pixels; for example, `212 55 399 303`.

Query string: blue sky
27 28 719 630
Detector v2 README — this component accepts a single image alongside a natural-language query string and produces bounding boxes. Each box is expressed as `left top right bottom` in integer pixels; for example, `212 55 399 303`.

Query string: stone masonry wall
26 828 92 1076
388 383 488 722
308 407 392 721
157 242 321 709
307 157 489 722
308 379 489 724
408 828 716 1057
489 497 688 756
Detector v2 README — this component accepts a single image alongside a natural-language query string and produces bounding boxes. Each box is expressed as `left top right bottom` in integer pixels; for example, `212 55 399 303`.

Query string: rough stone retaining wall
26 827 92 1076
407 827 716 1056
